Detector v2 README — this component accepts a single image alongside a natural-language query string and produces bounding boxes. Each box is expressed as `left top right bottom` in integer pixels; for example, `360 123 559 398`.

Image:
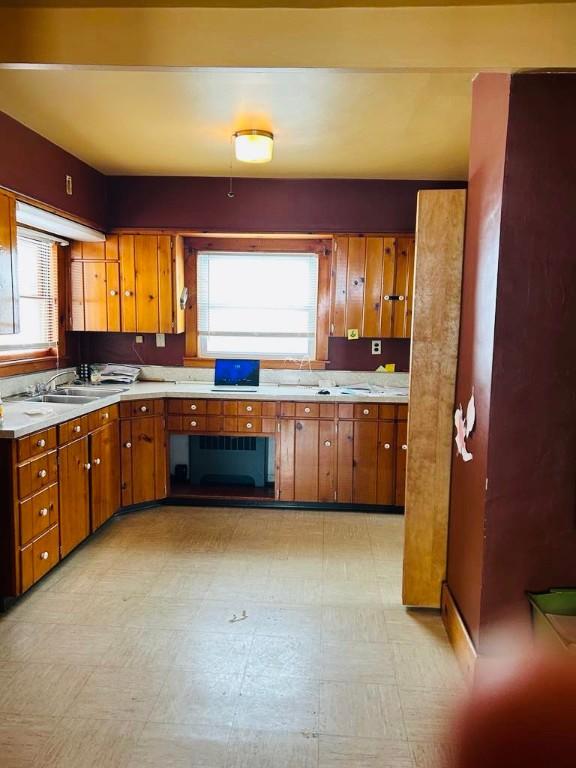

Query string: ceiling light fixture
233 129 274 164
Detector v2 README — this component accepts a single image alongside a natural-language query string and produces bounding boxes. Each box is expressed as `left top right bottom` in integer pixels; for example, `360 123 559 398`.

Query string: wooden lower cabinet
59 436 91 558
395 418 408 507
277 418 336 503
90 422 121 531
121 414 167 506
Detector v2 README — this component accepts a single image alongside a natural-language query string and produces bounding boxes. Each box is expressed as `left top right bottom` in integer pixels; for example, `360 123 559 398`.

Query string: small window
0 231 58 352
197 251 319 359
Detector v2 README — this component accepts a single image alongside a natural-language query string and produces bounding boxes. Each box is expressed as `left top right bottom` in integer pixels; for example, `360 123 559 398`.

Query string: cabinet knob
246 405 253 412
246 422 253 429
36 438 46 448
140 406 148 413
384 443 391 450
190 420 197 427
124 442 132 448
384 294 390 300
84 463 91 470
102 412 109 420
190 404 197 411
94 457 101 465
324 440 332 447
402 444 407 451
38 469 47 479
73 425 81 433
39 507 49 517
40 551 49 561
363 408 370 415
398 295 405 301
109 289 117 296
124 290 133 297
304 407 311 414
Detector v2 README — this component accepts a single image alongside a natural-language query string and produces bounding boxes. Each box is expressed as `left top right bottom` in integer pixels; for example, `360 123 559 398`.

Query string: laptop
212 359 260 392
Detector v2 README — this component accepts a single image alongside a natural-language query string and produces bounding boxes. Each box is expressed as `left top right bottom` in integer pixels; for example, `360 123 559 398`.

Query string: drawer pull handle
39 507 49 517
109 289 117 296
190 404 197 410
246 405 253 412
402 444 407 451
384 443 391 450
190 421 197 427
94 458 101 465
38 469 47 479
304 407 311 414
40 551 49 561
140 406 148 413
324 440 332 447
36 438 46 448
84 463 91 470
73 425 81 433
363 409 370 415
102 412 109 420
124 442 132 448
246 422 253 429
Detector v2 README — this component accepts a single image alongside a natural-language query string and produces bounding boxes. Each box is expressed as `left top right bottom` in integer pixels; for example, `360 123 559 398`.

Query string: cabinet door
119 234 137 332
352 420 379 504
393 237 415 339
336 420 354 503
0 191 19 335
134 235 160 333
158 235 173 333
277 419 295 501
59 437 90 558
318 420 337 503
83 261 108 331
120 419 134 507
106 262 121 332
395 419 408 506
377 421 396 505
278 419 336 503
130 415 166 505
294 419 320 502
90 422 120 532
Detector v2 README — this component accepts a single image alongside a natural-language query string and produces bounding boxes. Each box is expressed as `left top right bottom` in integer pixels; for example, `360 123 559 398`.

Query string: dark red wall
482 72 576 630
0 111 108 228
447 73 511 647
108 176 465 233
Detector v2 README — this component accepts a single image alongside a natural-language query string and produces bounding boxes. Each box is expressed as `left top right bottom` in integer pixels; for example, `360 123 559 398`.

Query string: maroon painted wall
0 111 108 228
73 332 410 373
447 73 511 647
108 176 465 233
482 73 576 630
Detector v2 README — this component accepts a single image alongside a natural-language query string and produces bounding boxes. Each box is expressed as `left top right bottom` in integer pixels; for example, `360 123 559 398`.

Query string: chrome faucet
36 370 73 394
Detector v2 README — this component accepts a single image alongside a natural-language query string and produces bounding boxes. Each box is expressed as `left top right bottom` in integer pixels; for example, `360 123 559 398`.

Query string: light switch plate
371 340 382 355
135 335 143 344
156 333 166 348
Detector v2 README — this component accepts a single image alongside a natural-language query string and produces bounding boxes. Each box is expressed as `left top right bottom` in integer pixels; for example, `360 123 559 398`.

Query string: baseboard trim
441 583 477 682
163 497 405 513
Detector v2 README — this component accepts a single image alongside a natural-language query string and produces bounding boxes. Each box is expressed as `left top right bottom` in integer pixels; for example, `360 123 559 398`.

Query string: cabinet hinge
334 490 337 501
276 422 280 432
330 323 335 334
170 238 174 250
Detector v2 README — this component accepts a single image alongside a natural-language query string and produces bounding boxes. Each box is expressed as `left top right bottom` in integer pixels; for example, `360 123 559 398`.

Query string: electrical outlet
65 175 73 196
371 340 382 355
135 335 143 344
156 333 166 348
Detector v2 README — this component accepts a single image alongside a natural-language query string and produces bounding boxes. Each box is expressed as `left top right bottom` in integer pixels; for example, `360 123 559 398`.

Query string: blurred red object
453 653 576 768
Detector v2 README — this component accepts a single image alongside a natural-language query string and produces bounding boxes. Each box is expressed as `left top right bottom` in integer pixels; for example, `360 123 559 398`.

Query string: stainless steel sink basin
26 394 100 404
55 386 128 397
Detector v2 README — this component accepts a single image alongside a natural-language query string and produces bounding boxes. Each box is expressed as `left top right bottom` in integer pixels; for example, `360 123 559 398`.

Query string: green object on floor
528 589 576 652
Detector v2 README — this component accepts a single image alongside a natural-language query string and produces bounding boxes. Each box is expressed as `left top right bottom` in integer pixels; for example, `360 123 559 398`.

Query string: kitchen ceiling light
233 129 274 163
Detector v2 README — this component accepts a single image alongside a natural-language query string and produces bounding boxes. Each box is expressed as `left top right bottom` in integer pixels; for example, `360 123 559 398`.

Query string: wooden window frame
0 243 70 378
183 237 331 369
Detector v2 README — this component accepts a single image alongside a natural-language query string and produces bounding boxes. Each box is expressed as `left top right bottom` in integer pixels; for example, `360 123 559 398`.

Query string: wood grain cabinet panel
0 190 19 336
377 421 396 506
90 422 120 532
19 484 59 547
395 419 408 507
59 436 90 558
120 412 167 506
17 427 57 462
20 525 59 593
18 451 58 499
278 417 336 503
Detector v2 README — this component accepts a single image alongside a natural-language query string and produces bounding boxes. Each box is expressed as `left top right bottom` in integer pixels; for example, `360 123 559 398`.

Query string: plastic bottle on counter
0 392 4 425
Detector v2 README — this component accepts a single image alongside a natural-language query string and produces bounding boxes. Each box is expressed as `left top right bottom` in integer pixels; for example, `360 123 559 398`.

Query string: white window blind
197 251 319 359
0 231 58 351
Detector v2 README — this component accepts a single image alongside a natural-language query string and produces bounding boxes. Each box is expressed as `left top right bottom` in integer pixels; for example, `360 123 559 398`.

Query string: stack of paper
99 364 141 384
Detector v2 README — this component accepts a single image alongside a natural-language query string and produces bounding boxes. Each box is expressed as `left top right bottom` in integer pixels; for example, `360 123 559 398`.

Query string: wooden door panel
380 238 397 337
330 236 348 337
336 420 354 503
345 237 366 333
120 419 133 507
158 235 173 333
105 234 119 261
131 416 158 504
0 193 18 335
69 260 85 331
120 234 136 332
294 419 319 502
393 237 413 338
318 420 336 503
377 421 396 505
90 423 120 532
154 416 167 500
395 419 408 506
277 419 295 501
83 262 108 331
81 241 105 261
106 262 121 332
363 237 384 337
398 236 415 339
134 235 159 333
59 437 90 558
352 421 379 505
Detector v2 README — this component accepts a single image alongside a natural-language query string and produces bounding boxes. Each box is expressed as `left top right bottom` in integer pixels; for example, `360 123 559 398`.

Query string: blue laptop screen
214 359 260 387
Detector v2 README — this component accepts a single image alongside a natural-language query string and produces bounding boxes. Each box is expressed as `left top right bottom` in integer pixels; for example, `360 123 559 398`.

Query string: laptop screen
214 359 260 387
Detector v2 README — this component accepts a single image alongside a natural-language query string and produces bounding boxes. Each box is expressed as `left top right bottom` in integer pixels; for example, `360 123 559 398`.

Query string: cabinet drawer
238 417 261 433
18 451 58 499
237 401 261 416
353 404 378 420
20 484 59 546
17 427 57 462
294 403 319 419
58 415 89 445
88 404 118 431
183 416 206 431
20 525 59 592
396 404 408 421
168 399 207 415
378 404 396 421
120 399 164 418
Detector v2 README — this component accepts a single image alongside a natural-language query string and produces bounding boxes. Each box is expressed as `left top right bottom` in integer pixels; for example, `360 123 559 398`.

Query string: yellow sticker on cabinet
347 329 359 340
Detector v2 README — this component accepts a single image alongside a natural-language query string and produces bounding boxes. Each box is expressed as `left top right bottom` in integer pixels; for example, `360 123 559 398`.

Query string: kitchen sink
25 394 100 404
55 386 128 397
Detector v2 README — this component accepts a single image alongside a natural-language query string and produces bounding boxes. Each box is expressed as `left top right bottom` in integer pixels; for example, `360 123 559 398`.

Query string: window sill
183 357 328 370
0 351 63 378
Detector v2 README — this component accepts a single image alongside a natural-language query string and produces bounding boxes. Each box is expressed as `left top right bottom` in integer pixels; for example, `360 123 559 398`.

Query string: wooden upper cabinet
330 234 415 339
69 235 120 332
0 190 19 335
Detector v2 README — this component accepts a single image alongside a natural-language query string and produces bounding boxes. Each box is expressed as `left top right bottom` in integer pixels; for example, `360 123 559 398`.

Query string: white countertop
0 381 409 439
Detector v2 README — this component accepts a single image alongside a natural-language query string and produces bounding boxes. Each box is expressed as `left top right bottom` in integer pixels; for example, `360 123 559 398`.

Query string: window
0 231 58 352
197 251 319 359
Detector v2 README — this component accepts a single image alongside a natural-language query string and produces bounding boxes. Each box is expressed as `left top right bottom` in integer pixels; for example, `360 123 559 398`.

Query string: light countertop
0 381 409 439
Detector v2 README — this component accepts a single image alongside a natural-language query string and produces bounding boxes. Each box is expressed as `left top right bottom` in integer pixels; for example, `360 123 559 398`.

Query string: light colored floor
0 507 464 767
